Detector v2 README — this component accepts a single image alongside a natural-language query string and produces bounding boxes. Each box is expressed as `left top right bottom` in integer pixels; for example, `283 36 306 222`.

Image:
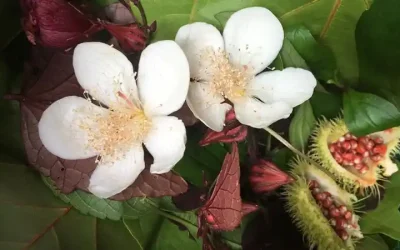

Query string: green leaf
139 0 368 83
42 177 123 221
289 101 316 151
356 0 400 109
360 171 400 240
309 91 342 119
285 26 336 81
343 90 400 136
356 235 389 250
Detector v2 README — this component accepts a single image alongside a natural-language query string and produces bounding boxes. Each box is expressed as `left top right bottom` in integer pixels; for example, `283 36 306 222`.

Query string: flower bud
199 109 247 146
21 0 102 49
249 159 294 193
103 23 147 52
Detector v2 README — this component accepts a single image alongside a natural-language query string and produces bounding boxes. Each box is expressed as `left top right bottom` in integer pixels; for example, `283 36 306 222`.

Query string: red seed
360 166 369 174
309 180 319 189
329 207 340 217
366 141 375 150
350 140 358 149
315 192 327 201
312 188 320 195
371 154 382 162
363 151 370 158
356 144 367 154
372 144 387 155
374 137 384 144
354 164 364 170
329 143 337 153
342 153 354 161
323 192 332 198
334 153 343 164
335 218 347 230
359 137 369 145
345 133 352 140
338 205 347 215
337 230 349 241
342 141 351 150
322 197 333 208
353 155 363 164
339 136 345 142
344 211 352 220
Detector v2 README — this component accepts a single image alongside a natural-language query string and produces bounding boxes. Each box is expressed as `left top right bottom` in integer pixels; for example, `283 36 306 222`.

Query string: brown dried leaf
19 47 187 199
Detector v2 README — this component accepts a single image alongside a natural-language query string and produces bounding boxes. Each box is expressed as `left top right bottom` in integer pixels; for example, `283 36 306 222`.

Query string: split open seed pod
310 118 400 193
284 159 363 250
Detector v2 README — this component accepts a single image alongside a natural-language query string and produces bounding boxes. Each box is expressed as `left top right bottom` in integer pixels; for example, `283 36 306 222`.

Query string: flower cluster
34 5 317 198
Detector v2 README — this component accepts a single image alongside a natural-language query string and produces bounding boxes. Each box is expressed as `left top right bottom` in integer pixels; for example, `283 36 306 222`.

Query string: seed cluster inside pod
329 133 387 175
309 179 360 241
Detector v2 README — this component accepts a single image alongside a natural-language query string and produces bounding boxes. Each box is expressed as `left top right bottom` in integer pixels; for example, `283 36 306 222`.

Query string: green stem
264 127 318 166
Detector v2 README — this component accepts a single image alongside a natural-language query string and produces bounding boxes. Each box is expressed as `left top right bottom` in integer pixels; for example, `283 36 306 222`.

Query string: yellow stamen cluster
80 95 151 164
199 49 252 101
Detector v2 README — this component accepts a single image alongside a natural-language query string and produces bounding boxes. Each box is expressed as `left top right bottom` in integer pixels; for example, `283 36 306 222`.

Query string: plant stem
264 127 319 166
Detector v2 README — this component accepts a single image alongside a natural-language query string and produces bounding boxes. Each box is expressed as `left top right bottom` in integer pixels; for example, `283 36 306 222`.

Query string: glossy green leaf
343 90 400 136
309 91 342 119
356 235 389 250
360 171 400 240
289 101 316 150
138 0 369 84
285 26 336 81
42 177 123 221
356 0 400 109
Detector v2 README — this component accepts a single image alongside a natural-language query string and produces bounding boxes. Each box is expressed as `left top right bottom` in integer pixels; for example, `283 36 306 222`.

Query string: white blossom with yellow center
175 7 317 131
38 41 190 198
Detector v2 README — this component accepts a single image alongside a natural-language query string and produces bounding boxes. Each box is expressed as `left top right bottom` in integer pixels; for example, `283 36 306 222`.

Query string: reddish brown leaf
17 47 187 199
242 202 259 216
21 0 102 49
200 143 242 231
199 109 247 146
249 159 294 193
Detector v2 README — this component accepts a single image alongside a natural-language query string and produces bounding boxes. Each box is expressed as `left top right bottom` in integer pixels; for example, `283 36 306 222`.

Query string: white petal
73 42 139 107
38 96 103 160
138 40 190 116
234 97 292 128
247 68 317 108
175 22 224 80
186 81 231 132
88 145 145 198
144 116 186 174
223 7 284 75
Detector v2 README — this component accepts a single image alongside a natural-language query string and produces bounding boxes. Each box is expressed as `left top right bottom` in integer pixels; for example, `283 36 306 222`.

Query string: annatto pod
284 159 363 250
310 118 400 193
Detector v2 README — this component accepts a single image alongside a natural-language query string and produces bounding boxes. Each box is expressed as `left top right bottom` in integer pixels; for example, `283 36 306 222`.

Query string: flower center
199 49 252 101
81 92 151 163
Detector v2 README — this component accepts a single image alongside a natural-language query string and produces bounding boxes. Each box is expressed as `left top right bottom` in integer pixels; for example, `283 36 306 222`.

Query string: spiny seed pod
284 159 363 250
310 118 400 193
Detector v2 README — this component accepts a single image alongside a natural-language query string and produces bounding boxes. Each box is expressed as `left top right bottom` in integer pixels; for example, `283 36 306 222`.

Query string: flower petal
175 22 224 80
88 145 145 198
138 40 190 116
247 68 317 108
73 42 139 107
38 96 102 160
223 7 284 75
234 97 292 128
186 81 231 132
144 116 186 174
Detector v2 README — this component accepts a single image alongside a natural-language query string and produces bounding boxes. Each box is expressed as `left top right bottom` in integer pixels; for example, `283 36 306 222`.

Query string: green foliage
356 235 389 250
289 101 316 151
343 90 400 136
356 0 400 109
360 171 400 240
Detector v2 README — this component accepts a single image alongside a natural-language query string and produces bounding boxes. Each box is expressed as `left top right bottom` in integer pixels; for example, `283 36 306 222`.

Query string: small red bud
103 23 147 52
206 213 215 224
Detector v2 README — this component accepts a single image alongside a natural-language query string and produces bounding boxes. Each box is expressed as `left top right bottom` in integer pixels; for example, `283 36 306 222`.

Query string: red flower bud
103 23 147 52
21 0 102 49
249 159 294 193
199 109 248 146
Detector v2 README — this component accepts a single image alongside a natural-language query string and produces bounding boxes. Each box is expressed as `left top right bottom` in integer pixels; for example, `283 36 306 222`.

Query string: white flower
175 7 317 131
38 41 190 198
